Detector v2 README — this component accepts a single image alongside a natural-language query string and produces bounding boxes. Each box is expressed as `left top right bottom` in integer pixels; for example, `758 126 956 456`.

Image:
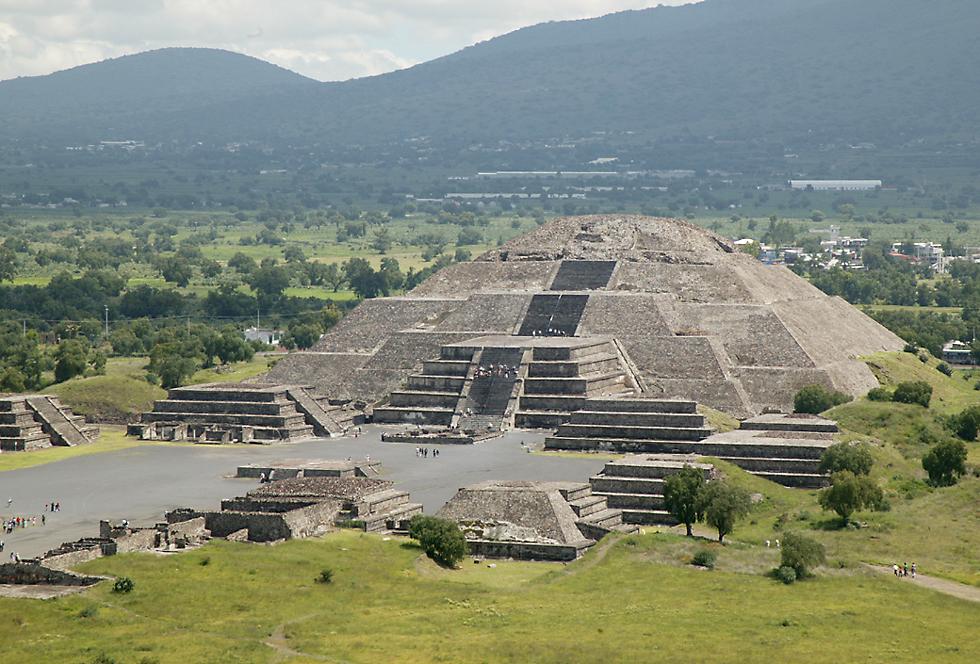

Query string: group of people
475 364 519 380
3 514 46 534
530 328 569 337
416 447 440 458
893 562 917 578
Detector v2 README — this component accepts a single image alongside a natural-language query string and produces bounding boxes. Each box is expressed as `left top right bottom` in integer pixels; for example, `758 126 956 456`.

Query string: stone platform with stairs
133 383 361 443
0 395 99 452
438 480 638 561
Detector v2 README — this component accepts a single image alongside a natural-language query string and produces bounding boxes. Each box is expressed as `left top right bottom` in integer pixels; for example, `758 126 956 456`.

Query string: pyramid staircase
338 487 424 533
560 482 641 541
372 346 474 426
0 395 98 451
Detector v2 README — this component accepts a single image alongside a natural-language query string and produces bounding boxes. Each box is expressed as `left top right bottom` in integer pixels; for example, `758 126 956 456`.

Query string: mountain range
1 0 978 148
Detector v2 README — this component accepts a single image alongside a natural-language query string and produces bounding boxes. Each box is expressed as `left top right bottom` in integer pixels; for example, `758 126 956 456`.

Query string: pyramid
265 216 901 418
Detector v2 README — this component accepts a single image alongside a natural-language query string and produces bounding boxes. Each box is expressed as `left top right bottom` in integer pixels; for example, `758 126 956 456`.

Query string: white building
244 327 283 346
789 180 882 191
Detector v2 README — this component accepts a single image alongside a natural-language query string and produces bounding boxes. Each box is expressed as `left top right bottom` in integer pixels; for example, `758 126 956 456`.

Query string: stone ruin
0 394 99 451
438 480 639 561
263 215 901 431
172 472 423 542
131 383 363 444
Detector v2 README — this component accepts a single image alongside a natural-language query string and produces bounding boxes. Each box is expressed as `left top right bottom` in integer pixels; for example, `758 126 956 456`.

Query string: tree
322 263 345 292
228 252 257 275
818 471 883 524
819 442 874 476
794 385 851 414
0 246 16 282
372 227 394 254
663 465 706 536
215 326 254 365
696 481 751 544
921 439 967 487
54 340 89 382
0 367 26 392
283 245 307 263
780 531 826 580
408 515 467 568
247 265 290 299
285 323 321 350
892 381 932 407
158 256 193 288
342 257 381 299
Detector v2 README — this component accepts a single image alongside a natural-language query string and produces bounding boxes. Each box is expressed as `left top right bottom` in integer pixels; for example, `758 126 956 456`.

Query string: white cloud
0 1 698 82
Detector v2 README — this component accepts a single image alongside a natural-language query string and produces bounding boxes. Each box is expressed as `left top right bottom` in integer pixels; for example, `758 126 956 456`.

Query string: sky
0 1 698 82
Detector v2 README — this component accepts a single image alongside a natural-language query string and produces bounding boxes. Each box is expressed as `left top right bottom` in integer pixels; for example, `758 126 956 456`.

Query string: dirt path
867 565 980 603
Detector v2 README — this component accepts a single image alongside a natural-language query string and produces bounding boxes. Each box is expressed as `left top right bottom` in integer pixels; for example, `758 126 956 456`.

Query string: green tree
950 405 980 441
408 515 467 568
322 263 345 292
819 442 874 476
283 245 307 263
158 256 193 288
696 481 751 544
0 246 16 282
921 439 968 487
892 381 932 407
663 465 706 537
247 265 290 299
780 532 826 579
215 326 254 365
794 385 851 414
372 227 394 254
0 367 26 392
228 252 258 275
54 340 89 382
818 471 883 524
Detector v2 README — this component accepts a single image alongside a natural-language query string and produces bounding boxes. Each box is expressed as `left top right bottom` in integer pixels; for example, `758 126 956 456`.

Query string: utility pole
104 305 109 338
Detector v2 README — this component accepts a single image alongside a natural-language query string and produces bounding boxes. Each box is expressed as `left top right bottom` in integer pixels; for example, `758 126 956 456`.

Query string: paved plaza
0 426 607 558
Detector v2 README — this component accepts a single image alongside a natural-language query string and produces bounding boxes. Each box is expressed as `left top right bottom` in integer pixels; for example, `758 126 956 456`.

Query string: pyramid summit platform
266 215 900 422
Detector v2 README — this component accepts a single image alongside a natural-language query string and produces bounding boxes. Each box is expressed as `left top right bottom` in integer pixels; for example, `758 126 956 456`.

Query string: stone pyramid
265 216 901 417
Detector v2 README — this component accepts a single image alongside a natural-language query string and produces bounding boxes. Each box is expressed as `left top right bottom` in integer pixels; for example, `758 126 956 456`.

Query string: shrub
408 515 467 568
112 577 134 594
317 568 334 584
949 405 980 441
691 550 716 569
903 343 919 354
780 532 826 579
937 362 953 377
776 566 797 585
867 387 892 402
78 605 98 619
819 442 874 476
198 557 210 566
793 385 851 414
892 381 932 407
696 480 752 544
922 439 968 487
818 471 883 524
663 465 706 537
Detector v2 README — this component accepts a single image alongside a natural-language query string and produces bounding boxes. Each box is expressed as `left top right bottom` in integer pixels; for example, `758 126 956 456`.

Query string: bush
892 381 932 407
818 471 883 524
949 405 980 441
776 566 797 585
317 568 334 584
903 343 919 354
691 550 716 569
408 515 467 568
819 442 874 476
922 439 968 487
780 532 826 579
867 387 892 402
112 577 134 594
937 362 953 377
793 385 851 414
78 605 98 619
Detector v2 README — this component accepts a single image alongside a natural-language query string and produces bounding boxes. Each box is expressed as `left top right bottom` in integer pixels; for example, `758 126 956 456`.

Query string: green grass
0 530 974 663
0 426 148 472
188 354 282 385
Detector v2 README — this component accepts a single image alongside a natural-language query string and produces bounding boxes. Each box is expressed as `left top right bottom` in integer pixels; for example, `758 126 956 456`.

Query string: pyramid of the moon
265 216 902 419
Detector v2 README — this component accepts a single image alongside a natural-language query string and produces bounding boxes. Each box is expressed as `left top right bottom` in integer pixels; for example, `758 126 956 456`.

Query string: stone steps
549 260 617 291
556 483 594 502
26 396 93 447
151 399 296 415
142 411 308 428
590 475 665 494
546 436 826 459
596 492 666 511
286 387 344 437
407 375 466 391
578 399 698 414
568 411 708 427
620 509 678 526
527 353 621 377
554 424 713 441
752 471 829 489
716 455 822 475
372 406 454 425
568 494 608 517
388 391 460 408
362 502 424 533
523 371 627 395
421 360 471 376
578 508 624 529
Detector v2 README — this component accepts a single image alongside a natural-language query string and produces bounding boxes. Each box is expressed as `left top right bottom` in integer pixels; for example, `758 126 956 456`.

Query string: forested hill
2 0 978 147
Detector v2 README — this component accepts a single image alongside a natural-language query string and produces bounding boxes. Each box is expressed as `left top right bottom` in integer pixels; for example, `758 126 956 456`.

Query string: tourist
911 562 917 578
903 562 909 577
41 515 45 526
6 498 10 508
0 540 4 552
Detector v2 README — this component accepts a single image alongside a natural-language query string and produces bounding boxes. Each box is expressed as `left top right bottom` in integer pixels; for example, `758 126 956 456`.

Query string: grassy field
0 426 148 473
0 530 975 663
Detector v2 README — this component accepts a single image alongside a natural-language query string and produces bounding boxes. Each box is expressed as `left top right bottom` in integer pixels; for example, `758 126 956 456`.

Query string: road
0 426 606 558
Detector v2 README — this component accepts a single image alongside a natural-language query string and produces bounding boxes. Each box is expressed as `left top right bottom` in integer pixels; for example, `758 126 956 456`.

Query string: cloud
0 1 697 82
